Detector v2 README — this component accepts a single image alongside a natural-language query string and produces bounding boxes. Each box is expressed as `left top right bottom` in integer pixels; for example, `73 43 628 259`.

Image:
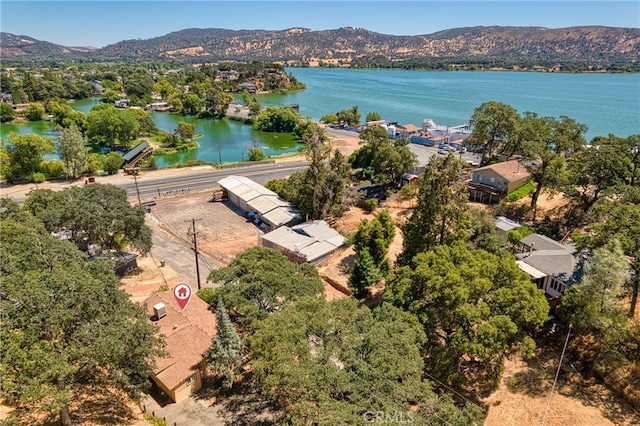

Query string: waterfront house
261 220 346 265
468 160 530 203
144 290 216 403
238 82 257 93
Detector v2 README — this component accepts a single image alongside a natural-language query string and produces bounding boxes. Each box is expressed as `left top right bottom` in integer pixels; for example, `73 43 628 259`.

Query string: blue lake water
2 69 638 166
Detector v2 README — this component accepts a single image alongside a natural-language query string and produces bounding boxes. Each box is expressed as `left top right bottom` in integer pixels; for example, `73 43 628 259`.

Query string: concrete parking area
145 190 264 283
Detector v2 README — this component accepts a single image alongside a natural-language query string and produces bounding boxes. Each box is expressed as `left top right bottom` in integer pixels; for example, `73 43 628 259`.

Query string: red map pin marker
173 283 192 311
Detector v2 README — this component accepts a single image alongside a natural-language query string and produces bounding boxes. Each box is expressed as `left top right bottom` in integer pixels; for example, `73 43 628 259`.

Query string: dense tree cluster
0 201 163 425
251 297 484 424
349 125 417 187
22 184 152 254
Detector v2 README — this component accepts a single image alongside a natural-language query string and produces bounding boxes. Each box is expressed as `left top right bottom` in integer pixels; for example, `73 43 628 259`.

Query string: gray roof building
261 220 346 265
516 233 581 301
219 175 300 230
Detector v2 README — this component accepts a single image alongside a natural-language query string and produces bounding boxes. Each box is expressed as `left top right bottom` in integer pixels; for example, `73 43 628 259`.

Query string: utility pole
186 218 203 290
217 144 222 166
132 168 142 206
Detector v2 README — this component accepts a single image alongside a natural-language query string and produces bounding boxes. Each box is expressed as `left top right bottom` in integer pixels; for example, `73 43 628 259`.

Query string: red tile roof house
468 160 531 204
143 290 216 403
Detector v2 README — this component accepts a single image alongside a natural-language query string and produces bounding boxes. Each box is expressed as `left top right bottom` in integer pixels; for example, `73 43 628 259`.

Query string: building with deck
468 160 530 204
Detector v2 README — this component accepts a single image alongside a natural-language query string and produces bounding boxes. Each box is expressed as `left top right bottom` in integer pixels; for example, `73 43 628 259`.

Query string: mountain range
1 26 639 66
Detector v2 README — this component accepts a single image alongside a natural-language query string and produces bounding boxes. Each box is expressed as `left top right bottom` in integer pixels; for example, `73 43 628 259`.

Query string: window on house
186 374 197 385
490 177 496 183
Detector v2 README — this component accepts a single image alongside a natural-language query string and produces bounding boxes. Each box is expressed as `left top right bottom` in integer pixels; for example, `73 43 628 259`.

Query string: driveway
141 379 279 426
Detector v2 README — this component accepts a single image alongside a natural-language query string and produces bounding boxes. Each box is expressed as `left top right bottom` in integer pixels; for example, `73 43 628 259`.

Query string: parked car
437 148 449 155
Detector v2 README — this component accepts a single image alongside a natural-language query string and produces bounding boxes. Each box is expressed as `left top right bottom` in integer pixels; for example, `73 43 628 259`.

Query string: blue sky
1 1 638 48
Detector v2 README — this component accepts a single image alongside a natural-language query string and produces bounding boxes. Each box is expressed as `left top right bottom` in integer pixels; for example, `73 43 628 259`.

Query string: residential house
238 82 257 93
468 160 530 203
397 123 422 139
515 233 582 305
143 290 216 403
261 220 346 265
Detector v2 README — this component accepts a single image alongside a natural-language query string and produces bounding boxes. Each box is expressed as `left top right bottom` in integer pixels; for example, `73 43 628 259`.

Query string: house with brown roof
468 160 530 203
143 290 216 403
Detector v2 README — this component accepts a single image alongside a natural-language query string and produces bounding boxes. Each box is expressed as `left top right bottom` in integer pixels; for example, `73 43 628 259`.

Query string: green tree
128 108 157 135
153 78 176 99
23 184 152 254
366 111 382 122
254 106 300 132
401 153 471 264
564 134 628 213
580 198 640 317
336 105 360 125
515 113 587 208
0 213 163 426
205 247 324 326
122 68 154 104
279 121 352 219
202 88 232 118
467 101 520 165
24 102 45 121
350 126 416 186
468 207 502 254
250 297 483 424
247 100 262 119
102 151 124 174
349 248 381 297
208 301 244 390
56 125 88 179
385 243 549 387
0 102 15 122
354 209 396 271
175 121 195 141
1 133 54 183
320 113 338 124
560 243 631 373
181 93 202 116
247 146 266 161
86 105 140 149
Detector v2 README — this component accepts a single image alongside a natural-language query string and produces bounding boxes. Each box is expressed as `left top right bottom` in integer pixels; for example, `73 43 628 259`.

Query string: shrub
363 198 378 213
248 146 266 161
31 172 46 184
507 226 533 245
505 181 535 202
41 159 65 179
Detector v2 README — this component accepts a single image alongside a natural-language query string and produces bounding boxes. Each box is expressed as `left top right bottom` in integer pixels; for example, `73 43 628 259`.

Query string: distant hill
1 26 639 67
0 32 97 62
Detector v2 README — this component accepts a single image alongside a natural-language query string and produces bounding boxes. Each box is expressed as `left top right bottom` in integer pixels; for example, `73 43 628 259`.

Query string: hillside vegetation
2 26 639 69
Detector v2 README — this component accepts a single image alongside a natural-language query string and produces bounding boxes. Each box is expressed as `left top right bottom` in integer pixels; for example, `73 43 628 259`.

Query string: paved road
0 160 309 204
121 161 309 203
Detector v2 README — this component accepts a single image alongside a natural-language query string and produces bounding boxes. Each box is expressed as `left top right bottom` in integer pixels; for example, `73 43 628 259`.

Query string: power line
541 324 572 426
